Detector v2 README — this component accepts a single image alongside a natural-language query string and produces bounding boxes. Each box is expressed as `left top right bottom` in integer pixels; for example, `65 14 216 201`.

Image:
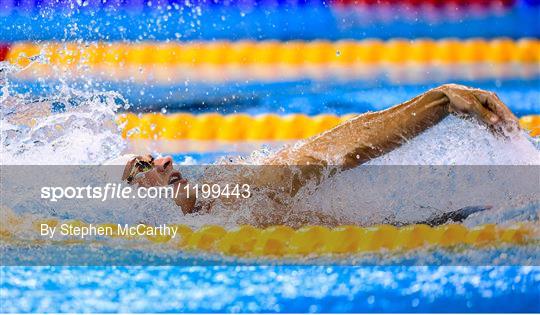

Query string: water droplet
127 128 141 137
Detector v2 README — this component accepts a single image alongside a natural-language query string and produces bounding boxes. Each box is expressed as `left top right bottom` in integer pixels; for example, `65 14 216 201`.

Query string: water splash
1 56 539 228
1 58 127 165
365 115 540 166
294 117 538 226
225 116 539 227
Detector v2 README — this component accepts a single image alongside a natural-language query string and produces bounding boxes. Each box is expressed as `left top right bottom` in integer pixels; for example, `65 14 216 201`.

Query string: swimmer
120 84 520 227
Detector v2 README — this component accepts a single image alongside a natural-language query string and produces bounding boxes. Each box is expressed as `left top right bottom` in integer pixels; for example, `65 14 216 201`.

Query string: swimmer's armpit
417 205 493 227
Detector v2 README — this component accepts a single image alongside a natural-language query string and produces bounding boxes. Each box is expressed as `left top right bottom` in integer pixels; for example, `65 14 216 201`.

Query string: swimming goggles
124 154 155 184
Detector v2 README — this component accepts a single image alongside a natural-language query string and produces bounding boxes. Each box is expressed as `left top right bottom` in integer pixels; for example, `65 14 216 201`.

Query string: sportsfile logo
41 183 251 202
40 183 181 202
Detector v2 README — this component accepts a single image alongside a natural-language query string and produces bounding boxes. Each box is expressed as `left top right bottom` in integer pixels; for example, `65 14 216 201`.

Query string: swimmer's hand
436 84 520 134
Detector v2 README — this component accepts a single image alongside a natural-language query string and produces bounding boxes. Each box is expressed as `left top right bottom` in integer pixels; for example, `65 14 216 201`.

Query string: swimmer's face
122 154 184 188
122 154 197 214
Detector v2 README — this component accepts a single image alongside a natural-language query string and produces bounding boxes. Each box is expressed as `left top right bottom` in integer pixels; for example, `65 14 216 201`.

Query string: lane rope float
117 113 540 140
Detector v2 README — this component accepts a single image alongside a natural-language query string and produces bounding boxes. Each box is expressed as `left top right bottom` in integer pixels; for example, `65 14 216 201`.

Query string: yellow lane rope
1 217 537 257
7 38 539 68
118 114 540 140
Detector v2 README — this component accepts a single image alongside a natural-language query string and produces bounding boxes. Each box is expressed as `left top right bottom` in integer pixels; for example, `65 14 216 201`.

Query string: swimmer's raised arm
122 84 520 215
265 84 519 168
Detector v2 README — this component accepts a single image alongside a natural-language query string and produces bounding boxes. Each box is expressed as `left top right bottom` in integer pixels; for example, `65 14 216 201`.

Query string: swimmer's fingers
447 89 500 127
469 96 501 127
475 91 520 134
440 84 519 134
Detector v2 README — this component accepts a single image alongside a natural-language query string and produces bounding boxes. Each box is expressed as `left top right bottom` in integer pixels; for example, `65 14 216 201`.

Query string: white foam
292 116 539 226
1 88 126 165
365 115 539 165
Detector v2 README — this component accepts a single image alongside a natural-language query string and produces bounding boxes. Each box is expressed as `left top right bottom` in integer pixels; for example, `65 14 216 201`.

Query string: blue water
2 0 539 311
9 79 540 117
1 266 539 313
1 5 538 41
2 79 539 312
2 87 539 313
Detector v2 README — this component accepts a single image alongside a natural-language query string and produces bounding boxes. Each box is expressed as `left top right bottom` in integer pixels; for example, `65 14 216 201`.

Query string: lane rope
1 214 537 257
6 39 539 68
117 113 540 140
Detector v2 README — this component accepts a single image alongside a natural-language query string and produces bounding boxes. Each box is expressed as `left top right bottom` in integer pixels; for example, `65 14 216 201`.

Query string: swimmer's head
122 154 183 187
121 154 196 214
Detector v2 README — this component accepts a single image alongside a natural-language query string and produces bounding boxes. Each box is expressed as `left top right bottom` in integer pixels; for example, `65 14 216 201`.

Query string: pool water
1 2 540 310
2 72 540 312
1 266 539 313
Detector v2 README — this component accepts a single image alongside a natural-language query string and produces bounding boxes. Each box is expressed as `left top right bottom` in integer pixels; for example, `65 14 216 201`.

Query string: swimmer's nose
154 156 173 172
